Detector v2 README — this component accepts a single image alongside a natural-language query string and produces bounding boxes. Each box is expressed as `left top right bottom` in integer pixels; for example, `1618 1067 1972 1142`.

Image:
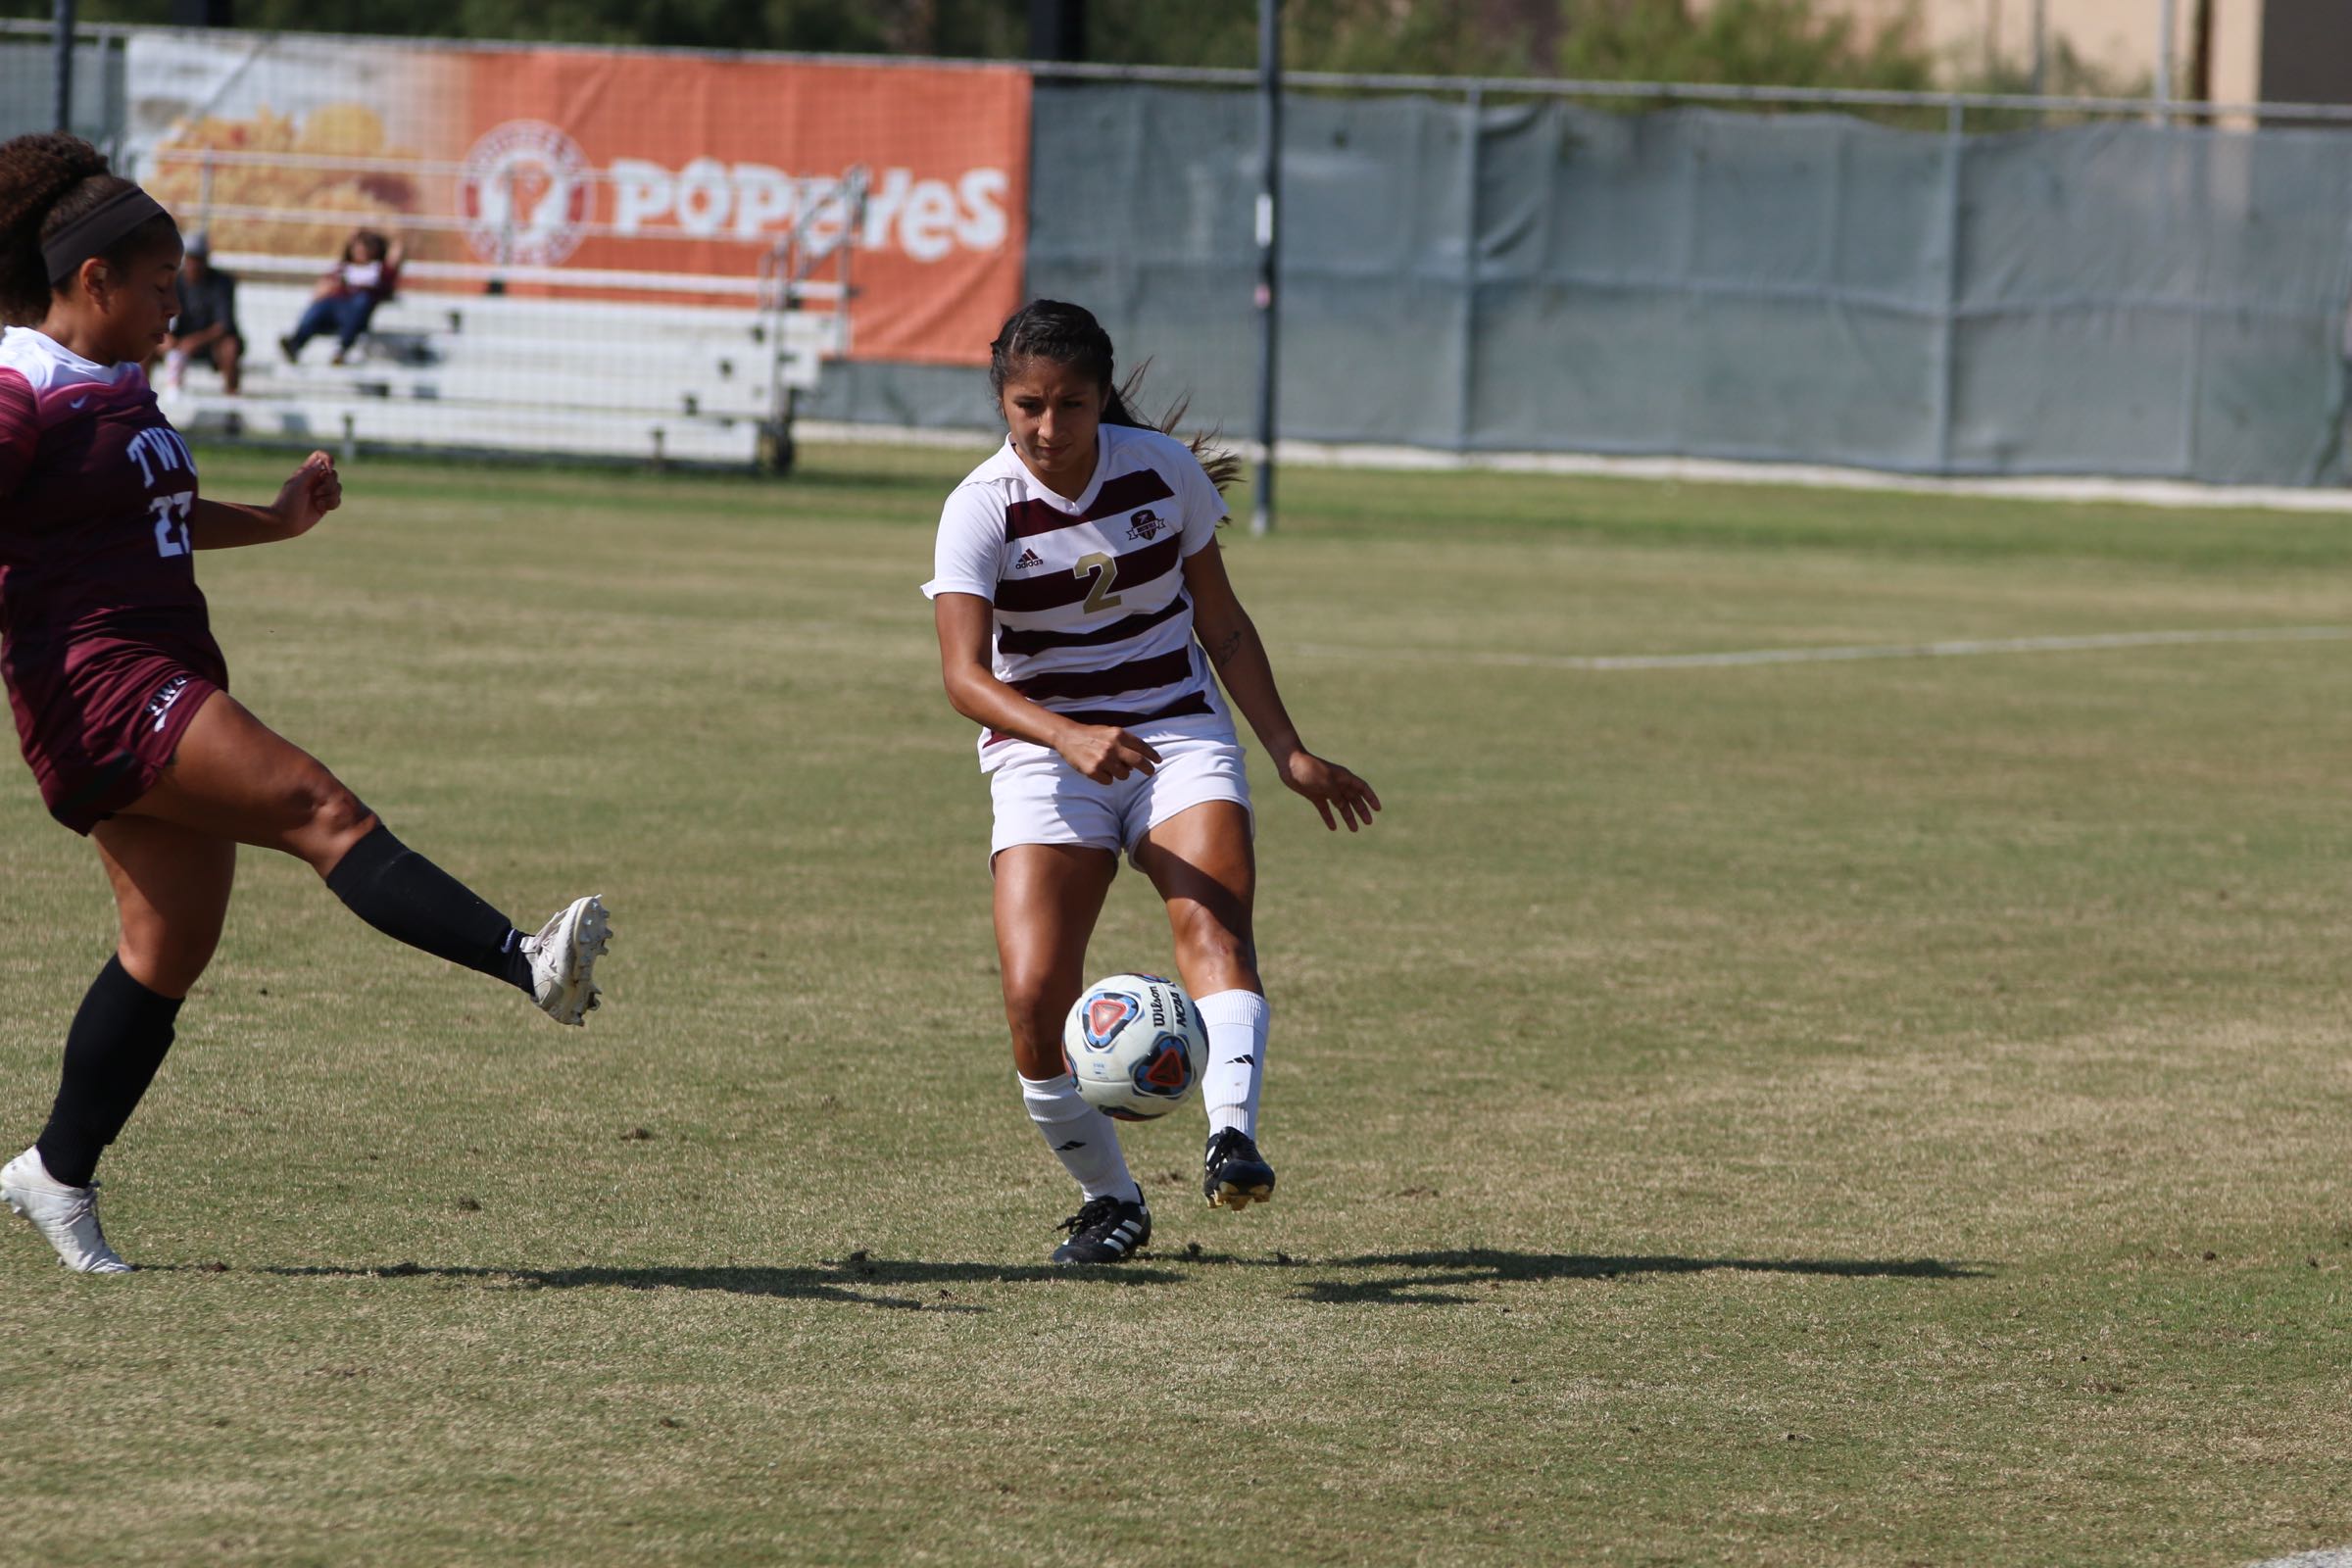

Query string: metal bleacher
172 262 847 467
159 158 865 473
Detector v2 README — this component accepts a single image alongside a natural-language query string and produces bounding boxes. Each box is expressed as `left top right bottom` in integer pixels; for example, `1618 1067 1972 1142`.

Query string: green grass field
4 444 2350 1566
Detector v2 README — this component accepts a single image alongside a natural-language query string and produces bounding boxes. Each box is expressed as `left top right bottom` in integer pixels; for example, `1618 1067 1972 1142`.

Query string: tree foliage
9 0 1940 92
1554 0 1935 91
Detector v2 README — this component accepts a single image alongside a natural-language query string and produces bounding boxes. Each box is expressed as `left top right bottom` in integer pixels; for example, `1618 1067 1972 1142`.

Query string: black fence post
1251 0 1281 535
51 0 75 133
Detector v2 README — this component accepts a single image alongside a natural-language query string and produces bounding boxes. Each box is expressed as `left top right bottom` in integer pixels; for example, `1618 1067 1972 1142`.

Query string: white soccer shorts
987 714 1253 865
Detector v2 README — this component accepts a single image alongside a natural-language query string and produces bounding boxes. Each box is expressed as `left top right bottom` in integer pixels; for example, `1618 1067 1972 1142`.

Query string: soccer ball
1062 973 1209 1121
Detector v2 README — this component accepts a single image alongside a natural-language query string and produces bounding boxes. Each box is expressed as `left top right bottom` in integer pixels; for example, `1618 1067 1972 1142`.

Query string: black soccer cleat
1050 1194 1152 1265
1201 1128 1277 1211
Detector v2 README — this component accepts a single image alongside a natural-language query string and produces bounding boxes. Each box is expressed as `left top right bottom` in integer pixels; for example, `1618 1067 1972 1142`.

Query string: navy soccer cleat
1201 1128 1277 1211
1050 1194 1152 1264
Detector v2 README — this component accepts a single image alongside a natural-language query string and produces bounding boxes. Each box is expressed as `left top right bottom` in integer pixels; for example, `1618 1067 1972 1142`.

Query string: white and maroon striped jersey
925 422 1230 766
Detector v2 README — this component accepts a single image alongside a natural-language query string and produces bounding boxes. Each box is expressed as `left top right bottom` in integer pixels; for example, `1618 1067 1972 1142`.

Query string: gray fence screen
11 31 2352 485
0 42 124 146
1009 87 2352 487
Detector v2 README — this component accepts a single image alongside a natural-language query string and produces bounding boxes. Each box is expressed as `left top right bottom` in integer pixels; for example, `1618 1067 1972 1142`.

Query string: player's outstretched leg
124 692 610 1025
324 825 610 1025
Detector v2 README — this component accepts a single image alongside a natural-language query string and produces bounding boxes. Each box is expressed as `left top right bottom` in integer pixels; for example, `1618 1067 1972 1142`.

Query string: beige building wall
1691 0 2262 102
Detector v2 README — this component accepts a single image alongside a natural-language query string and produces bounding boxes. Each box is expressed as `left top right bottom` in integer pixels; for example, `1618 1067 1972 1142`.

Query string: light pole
52 0 75 132
1251 0 1281 535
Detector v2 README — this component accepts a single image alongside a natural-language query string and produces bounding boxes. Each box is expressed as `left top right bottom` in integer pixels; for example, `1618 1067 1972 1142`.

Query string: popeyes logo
604 158 1008 263
460 122 593 266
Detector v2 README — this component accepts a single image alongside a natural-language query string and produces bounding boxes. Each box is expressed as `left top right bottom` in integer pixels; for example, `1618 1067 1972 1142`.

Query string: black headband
42 186 172 284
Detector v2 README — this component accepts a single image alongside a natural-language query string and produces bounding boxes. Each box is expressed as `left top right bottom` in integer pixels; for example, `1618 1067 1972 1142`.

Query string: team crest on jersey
1012 547 1046 570
461 122 592 267
1126 509 1167 542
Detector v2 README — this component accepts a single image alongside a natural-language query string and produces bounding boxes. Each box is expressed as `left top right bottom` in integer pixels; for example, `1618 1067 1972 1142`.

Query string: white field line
1288 624 2352 673
2247 1551 2352 1568
793 420 2352 516
1267 442 2352 515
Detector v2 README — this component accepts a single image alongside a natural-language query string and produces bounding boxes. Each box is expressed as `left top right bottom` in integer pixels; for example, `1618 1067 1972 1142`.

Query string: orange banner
134 38 1032 366
454 52 1030 364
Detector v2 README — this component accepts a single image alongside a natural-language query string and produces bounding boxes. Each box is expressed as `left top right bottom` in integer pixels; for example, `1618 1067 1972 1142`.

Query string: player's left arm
1183 542 1381 833
189 451 341 550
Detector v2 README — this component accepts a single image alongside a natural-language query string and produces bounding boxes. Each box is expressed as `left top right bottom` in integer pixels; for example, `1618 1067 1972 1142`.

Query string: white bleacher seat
167 261 846 467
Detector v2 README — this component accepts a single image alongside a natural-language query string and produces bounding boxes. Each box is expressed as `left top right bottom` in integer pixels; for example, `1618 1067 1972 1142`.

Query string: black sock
35 956 183 1189
324 823 535 994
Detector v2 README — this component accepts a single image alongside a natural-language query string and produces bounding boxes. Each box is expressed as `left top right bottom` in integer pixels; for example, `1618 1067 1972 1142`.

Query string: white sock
1196 989 1271 1139
1018 1072 1141 1202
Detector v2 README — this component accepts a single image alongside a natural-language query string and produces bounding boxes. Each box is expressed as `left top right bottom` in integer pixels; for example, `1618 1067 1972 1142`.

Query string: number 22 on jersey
150 491 194 558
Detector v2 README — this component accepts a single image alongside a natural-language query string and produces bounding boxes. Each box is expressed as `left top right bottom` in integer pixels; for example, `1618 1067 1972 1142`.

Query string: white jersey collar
996 426 1111 513
1 325 136 384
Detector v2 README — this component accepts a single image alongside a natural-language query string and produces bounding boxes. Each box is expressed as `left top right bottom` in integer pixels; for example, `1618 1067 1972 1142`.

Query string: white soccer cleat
2 1146 131 1274
522 894 610 1026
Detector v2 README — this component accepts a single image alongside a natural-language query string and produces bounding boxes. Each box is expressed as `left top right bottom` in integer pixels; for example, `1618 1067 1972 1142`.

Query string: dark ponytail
0 133 178 325
989 298 1243 492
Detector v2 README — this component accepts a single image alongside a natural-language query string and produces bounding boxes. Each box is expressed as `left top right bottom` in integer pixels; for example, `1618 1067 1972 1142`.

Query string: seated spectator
161 234 241 395
279 228 404 367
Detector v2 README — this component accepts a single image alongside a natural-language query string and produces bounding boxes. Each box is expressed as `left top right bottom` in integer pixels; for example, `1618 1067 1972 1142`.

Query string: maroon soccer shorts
6 640 227 834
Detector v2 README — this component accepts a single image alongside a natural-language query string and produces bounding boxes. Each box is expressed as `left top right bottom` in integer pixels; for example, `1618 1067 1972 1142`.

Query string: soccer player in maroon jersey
928 300 1378 1263
0 134 611 1274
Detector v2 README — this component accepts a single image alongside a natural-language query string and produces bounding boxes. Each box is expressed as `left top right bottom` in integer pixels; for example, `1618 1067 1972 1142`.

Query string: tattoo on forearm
1207 629 1243 666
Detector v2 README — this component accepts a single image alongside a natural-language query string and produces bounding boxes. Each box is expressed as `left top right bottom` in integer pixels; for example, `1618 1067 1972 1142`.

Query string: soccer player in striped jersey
927 299 1380 1265
0 135 610 1274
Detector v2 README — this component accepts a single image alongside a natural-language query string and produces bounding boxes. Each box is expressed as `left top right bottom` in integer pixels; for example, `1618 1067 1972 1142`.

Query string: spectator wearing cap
160 234 241 395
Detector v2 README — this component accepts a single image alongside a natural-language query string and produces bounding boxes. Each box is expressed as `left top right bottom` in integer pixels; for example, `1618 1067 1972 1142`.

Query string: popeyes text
604 159 1011 262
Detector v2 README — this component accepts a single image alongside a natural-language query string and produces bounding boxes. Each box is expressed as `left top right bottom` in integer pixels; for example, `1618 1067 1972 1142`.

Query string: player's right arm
188 451 341 549
932 593 1159 783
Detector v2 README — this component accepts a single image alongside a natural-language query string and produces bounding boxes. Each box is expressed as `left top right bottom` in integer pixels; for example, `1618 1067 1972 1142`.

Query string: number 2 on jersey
1073 551 1125 614
150 491 195 559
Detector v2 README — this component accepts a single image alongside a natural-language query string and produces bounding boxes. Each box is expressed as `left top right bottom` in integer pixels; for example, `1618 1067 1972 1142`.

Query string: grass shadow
215 1249 1978 1310
1144 1248 1985 1305
250 1254 1188 1310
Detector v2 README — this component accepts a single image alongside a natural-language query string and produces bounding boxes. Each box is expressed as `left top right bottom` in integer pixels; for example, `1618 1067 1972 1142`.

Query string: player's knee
281 769 374 858
1001 974 1072 1049
1173 907 1256 980
1002 980 1063 1037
